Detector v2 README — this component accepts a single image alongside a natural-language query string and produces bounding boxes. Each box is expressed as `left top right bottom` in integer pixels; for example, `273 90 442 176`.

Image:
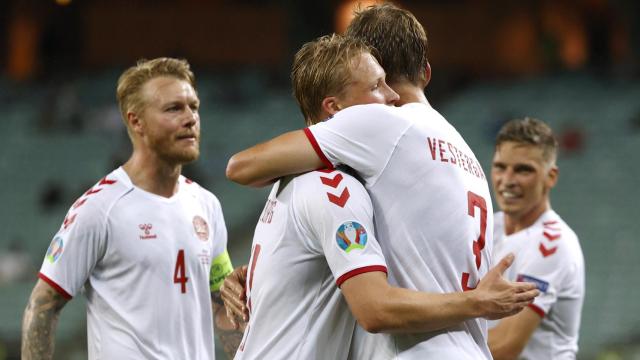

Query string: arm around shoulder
226 130 325 187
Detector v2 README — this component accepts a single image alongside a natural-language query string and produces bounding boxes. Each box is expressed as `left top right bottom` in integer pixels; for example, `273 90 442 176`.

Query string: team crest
335 221 368 253
46 237 64 263
193 216 209 241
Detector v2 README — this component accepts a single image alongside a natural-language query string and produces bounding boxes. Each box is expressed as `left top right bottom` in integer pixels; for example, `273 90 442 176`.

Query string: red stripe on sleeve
303 128 334 170
528 303 545 318
38 273 73 300
336 265 387 287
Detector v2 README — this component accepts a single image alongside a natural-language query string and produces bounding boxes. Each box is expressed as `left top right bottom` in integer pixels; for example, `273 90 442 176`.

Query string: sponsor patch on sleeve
45 237 64 263
209 250 234 292
335 221 368 253
517 274 549 293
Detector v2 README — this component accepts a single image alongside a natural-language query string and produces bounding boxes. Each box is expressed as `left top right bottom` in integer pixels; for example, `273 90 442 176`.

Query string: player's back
236 169 386 360
307 103 494 358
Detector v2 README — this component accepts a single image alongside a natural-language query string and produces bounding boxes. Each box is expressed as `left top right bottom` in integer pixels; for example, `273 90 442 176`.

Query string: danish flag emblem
319 172 350 207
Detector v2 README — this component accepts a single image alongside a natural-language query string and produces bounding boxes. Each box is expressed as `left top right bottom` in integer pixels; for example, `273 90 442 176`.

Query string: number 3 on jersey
462 191 487 291
174 249 189 293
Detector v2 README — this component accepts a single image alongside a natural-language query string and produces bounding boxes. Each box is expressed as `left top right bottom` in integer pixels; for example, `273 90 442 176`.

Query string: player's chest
105 197 215 269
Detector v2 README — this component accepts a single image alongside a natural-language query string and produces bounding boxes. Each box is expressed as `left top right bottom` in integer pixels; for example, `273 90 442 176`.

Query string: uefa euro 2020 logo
335 221 368 253
46 237 64 263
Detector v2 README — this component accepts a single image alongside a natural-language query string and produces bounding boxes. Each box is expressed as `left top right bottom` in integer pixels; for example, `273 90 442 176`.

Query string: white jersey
235 169 387 360
39 167 233 360
306 103 494 359
492 210 585 359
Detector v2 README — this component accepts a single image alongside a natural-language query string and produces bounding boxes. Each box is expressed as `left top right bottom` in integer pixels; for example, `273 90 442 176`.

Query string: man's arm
488 307 541 360
220 255 539 334
226 130 324 187
340 254 539 333
22 279 69 360
212 290 246 359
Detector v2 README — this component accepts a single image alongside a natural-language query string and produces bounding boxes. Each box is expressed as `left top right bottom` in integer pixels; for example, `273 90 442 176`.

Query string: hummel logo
139 223 157 240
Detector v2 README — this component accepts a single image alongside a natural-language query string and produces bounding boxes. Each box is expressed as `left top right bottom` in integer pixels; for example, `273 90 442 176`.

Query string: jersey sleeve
305 104 412 185
209 196 233 292
516 247 571 317
39 201 108 299
292 171 387 287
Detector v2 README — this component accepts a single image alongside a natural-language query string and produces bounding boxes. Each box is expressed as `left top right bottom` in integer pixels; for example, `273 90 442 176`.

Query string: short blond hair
291 34 373 125
116 57 195 122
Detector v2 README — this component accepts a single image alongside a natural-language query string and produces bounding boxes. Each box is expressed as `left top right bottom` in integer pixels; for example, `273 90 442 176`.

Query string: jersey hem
528 303 545 318
303 128 335 170
336 265 387 287
38 272 73 300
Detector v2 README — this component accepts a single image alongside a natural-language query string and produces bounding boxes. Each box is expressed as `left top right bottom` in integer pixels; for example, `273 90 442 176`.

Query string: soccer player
21 58 241 359
488 118 585 359
225 4 538 358
229 34 538 360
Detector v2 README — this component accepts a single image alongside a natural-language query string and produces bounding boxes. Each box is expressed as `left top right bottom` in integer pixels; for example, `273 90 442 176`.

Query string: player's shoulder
293 168 365 190
333 103 410 125
292 167 369 207
536 211 579 244
57 168 132 233
530 210 583 263
180 175 221 205
74 168 132 210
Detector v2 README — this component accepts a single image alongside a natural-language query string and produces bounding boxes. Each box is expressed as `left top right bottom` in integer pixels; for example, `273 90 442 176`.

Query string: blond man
22 58 240 360
231 33 396 359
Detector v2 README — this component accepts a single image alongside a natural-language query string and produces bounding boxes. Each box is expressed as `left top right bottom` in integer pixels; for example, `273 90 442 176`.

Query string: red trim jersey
491 210 585 359
235 169 387 360
39 167 232 360
306 103 494 359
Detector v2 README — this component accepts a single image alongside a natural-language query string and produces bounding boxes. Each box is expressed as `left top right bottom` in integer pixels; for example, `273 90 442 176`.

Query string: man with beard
22 58 240 359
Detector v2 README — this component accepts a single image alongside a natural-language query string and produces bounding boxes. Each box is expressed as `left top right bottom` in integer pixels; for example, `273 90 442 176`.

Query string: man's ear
127 111 144 136
424 61 432 87
546 166 559 189
321 96 342 116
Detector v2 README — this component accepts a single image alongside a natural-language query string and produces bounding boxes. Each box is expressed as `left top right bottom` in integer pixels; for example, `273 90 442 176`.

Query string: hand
472 254 540 320
220 265 249 328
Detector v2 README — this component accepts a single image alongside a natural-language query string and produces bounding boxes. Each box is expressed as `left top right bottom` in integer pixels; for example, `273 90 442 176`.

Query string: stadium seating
1 71 638 359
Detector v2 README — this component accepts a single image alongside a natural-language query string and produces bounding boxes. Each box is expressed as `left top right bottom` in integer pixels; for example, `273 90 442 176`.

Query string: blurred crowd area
1 0 639 359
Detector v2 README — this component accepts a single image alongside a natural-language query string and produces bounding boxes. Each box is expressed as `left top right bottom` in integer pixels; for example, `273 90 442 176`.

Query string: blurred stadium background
0 0 639 359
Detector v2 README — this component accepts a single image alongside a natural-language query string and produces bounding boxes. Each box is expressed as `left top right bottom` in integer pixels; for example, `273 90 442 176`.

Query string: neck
503 200 550 235
390 80 428 106
122 149 182 198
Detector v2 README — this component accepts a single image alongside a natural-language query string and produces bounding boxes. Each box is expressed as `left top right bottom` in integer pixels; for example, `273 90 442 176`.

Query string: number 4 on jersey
174 249 189 293
462 191 487 291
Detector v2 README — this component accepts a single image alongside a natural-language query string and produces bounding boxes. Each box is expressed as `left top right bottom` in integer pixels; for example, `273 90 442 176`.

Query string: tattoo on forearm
22 283 67 360
212 291 246 359
216 327 246 359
